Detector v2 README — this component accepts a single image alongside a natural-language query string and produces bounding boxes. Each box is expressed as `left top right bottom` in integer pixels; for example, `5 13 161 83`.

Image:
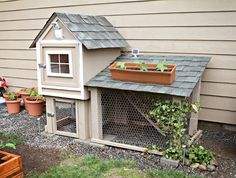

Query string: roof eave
29 12 58 48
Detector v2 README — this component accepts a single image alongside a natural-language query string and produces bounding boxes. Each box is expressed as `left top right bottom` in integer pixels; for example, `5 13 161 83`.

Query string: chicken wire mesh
99 88 172 149
56 101 76 133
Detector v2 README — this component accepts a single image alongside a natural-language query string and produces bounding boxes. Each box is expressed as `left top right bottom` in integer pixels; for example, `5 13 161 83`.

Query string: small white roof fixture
51 22 64 40
132 49 140 58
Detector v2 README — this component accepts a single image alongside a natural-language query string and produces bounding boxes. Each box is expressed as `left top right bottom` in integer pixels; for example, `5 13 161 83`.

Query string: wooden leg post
90 88 103 140
189 80 201 136
78 100 89 140
45 97 55 134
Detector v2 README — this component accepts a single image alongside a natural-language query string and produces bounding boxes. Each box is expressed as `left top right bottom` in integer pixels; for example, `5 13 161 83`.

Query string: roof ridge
29 12 129 49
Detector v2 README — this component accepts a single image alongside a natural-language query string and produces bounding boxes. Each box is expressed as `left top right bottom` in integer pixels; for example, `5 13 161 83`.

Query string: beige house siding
0 0 235 124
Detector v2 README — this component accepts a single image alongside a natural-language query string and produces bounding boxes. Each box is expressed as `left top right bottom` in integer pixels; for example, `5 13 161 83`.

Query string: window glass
51 64 59 73
60 64 70 73
50 54 59 63
60 54 69 63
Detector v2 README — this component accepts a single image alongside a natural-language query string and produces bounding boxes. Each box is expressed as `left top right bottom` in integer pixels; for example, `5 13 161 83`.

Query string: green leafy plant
164 147 181 160
134 61 148 71
0 132 20 149
156 60 168 72
6 92 18 101
149 99 200 160
29 90 45 101
116 62 126 69
186 145 214 164
146 144 163 152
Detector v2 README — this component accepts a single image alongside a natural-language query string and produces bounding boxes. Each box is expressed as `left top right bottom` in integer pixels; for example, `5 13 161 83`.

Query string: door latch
38 64 46 68
47 113 54 117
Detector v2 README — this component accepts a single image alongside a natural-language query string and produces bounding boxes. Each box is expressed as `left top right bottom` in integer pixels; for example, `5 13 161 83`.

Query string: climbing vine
149 98 199 160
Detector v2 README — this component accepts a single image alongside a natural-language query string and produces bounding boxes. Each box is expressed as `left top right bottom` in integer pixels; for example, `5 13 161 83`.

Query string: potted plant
19 87 37 111
25 90 45 116
3 92 20 100
0 132 23 177
109 60 176 85
5 92 21 114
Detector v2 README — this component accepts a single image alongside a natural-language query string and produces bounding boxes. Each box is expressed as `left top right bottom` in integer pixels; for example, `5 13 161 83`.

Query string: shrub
186 145 214 164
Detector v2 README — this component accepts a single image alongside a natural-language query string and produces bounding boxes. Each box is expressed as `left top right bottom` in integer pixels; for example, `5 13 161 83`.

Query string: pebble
190 163 199 169
207 165 216 172
184 158 190 166
210 159 219 167
198 164 207 171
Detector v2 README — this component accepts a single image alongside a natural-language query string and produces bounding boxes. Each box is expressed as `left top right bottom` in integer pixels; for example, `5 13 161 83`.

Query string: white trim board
41 91 89 100
41 85 81 91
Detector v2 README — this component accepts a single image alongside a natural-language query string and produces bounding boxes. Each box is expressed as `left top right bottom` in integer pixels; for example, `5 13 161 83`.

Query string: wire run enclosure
45 97 89 139
90 88 190 153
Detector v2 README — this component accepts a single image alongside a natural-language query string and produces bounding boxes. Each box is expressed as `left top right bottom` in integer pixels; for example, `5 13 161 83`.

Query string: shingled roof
86 54 210 97
30 12 129 49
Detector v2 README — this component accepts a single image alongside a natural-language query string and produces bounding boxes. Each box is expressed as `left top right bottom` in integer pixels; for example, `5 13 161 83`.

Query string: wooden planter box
109 62 176 85
0 151 23 178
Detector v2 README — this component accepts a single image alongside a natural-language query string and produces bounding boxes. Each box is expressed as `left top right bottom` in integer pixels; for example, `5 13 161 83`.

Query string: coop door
54 100 78 137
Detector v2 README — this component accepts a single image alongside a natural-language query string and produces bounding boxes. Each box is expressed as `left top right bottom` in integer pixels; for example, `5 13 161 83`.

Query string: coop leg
78 100 89 140
90 88 103 140
189 80 201 136
45 97 55 134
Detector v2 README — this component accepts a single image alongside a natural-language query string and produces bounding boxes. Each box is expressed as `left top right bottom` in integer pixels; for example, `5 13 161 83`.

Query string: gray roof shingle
30 12 129 49
86 54 210 97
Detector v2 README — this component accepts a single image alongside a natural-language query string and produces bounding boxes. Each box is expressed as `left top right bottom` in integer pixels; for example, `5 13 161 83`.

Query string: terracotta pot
0 151 23 177
19 89 31 111
109 62 176 85
25 97 45 116
5 98 21 114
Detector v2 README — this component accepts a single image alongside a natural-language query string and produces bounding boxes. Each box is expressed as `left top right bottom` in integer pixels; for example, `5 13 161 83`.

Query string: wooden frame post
78 100 89 140
45 97 55 134
90 88 103 139
189 79 201 136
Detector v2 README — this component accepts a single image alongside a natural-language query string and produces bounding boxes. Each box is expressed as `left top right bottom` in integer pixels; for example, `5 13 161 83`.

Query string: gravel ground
0 104 236 178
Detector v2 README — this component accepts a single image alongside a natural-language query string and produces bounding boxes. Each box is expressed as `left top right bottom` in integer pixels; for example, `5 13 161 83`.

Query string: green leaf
5 143 16 149
116 62 126 69
156 60 168 72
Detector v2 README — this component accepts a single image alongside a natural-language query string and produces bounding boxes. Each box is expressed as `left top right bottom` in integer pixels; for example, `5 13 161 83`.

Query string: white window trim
46 50 73 77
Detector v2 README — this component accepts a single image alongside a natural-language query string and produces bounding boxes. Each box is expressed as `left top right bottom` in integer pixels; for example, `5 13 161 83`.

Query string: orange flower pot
19 87 37 111
25 97 45 116
5 98 21 114
0 151 23 178
109 62 176 85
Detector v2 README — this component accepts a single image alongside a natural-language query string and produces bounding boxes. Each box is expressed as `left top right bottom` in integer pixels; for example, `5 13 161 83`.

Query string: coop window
46 50 72 77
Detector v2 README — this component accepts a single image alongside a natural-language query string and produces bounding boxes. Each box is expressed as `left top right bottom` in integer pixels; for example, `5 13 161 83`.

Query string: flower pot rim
18 91 30 95
25 97 45 104
109 62 176 74
5 98 21 103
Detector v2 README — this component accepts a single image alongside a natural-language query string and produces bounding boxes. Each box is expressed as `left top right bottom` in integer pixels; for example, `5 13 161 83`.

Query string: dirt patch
197 130 236 178
4 144 63 176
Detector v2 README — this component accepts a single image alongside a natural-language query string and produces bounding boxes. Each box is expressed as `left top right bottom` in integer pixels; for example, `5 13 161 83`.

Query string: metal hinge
38 64 46 68
47 113 54 117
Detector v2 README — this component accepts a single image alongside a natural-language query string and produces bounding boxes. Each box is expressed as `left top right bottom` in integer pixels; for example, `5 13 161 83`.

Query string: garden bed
0 105 235 177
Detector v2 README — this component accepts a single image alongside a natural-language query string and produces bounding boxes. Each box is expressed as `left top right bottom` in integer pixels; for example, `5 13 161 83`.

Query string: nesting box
30 12 128 138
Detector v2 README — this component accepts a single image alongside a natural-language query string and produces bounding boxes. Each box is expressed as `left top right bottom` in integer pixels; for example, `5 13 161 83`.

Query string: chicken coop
30 12 210 153
30 12 128 139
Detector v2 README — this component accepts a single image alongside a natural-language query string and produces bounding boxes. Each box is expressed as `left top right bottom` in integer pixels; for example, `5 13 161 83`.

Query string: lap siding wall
0 0 235 124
